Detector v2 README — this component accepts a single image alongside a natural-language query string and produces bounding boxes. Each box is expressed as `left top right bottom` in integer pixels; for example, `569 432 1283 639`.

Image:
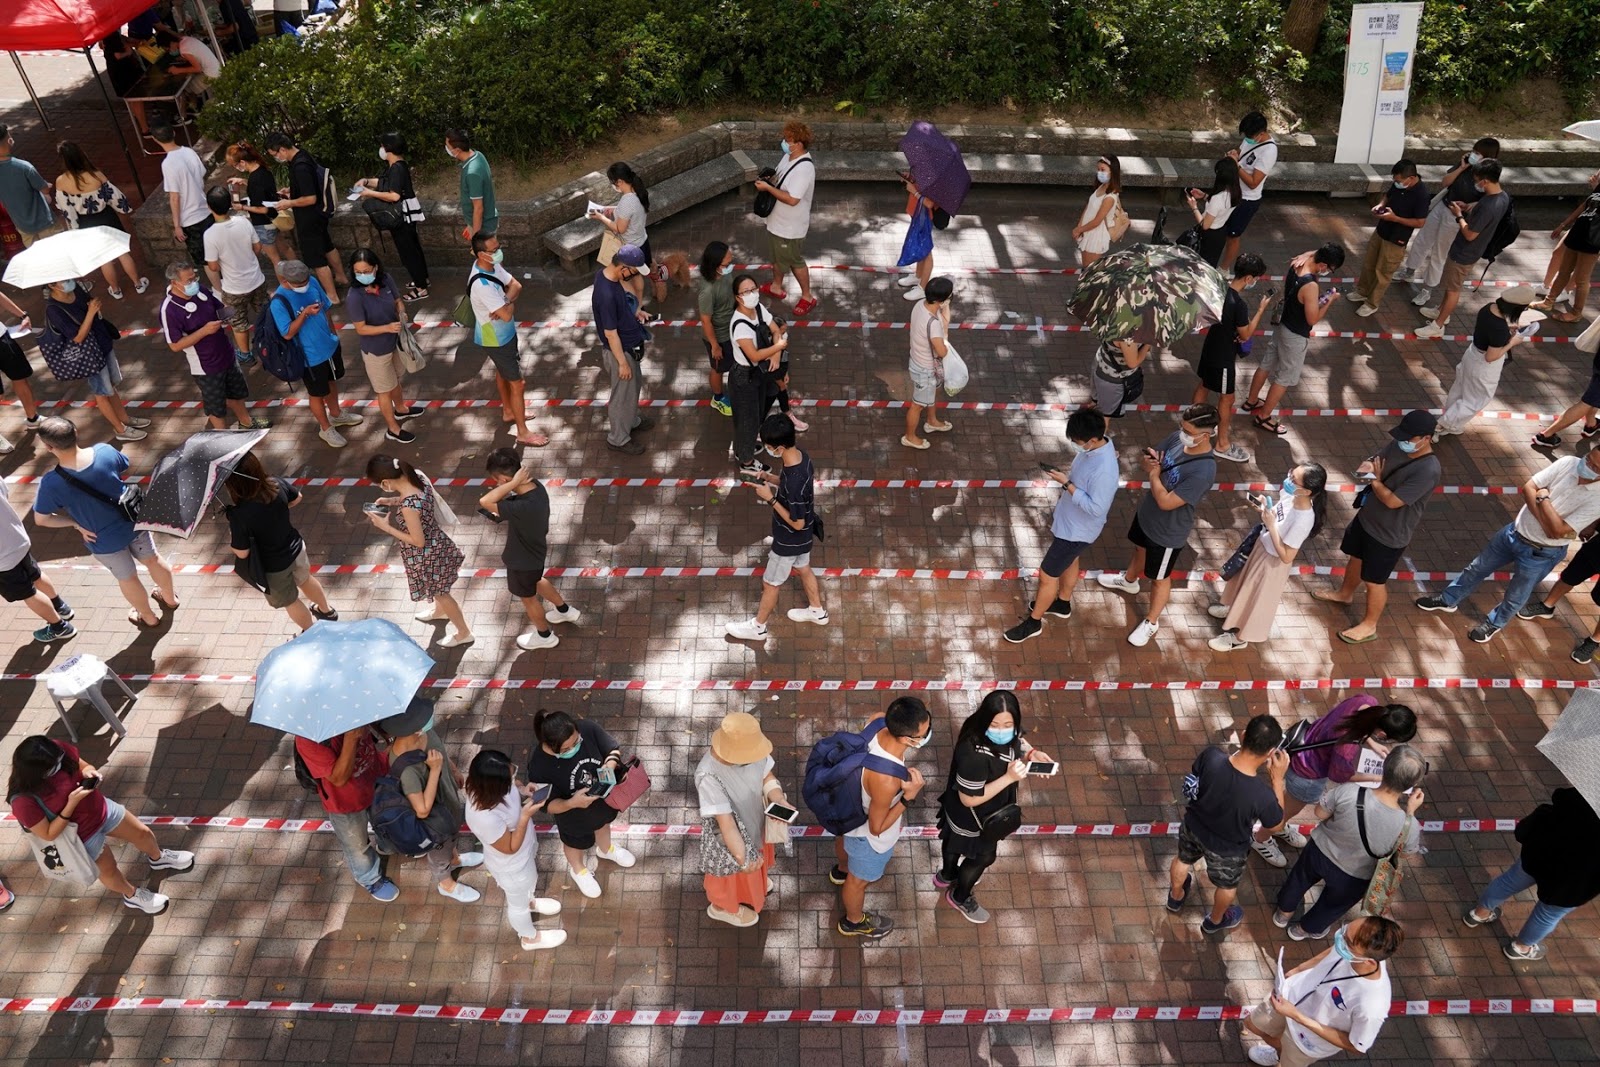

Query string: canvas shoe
438 882 481 903
520 930 567 950
568 865 602 898
1097 573 1140 595
1214 443 1250 462
596 844 636 868
531 896 562 916
707 903 759 927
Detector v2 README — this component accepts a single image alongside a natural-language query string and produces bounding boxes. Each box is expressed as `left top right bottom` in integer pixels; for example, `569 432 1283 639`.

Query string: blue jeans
1479 858 1576 946
1439 523 1568 629
326 810 382 889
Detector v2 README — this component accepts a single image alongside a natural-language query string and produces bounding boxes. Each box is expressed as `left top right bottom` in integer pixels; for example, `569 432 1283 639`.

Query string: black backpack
1480 197 1520 278
292 744 318 791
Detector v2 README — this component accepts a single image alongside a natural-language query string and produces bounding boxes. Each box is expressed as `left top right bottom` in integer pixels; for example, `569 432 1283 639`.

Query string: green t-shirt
396 731 464 822
696 274 735 341
459 151 497 232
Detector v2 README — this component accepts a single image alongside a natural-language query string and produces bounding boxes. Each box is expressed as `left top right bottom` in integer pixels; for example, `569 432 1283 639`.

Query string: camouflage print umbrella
1067 243 1228 348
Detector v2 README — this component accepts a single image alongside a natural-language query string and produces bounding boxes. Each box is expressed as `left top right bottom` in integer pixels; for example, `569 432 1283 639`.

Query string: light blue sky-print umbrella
249 618 435 742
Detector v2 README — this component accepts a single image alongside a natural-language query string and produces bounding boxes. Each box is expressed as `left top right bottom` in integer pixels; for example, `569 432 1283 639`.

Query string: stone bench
542 151 758 273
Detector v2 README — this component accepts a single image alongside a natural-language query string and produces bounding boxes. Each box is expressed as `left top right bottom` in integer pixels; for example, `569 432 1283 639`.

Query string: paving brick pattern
1 181 1599 1065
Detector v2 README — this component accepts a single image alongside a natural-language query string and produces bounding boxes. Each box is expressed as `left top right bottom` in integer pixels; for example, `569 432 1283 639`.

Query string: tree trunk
1282 0 1331 56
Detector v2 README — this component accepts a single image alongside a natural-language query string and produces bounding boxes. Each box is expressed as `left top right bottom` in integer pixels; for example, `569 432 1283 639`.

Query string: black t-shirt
1376 181 1431 243
227 483 304 573
288 149 322 227
1198 288 1249 373
1471 303 1511 351
245 167 277 222
772 452 815 556
525 719 621 833
938 734 1022 836
379 159 417 203
499 484 550 570
1182 745 1283 853
1446 164 1484 206
1563 191 1600 256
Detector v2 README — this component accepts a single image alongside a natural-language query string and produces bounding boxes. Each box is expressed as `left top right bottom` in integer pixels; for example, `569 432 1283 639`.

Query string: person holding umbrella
296 726 399 903
896 122 970 302
223 452 338 633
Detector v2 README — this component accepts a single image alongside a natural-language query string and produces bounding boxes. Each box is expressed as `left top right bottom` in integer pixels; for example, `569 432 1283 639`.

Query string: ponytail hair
534 708 578 749
606 162 649 212
1298 461 1328 541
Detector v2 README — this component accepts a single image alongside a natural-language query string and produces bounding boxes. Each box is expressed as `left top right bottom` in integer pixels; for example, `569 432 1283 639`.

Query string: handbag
362 197 405 231
603 755 651 812
20 793 100 886
1577 313 1600 355
272 211 296 234
1175 225 1204 254
1106 194 1130 242
38 310 109 382
979 802 1024 842
1357 788 1413 916
699 810 759 876
395 324 427 373
54 463 143 522
1220 522 1264 581
230 526 270 593
897 200 935 268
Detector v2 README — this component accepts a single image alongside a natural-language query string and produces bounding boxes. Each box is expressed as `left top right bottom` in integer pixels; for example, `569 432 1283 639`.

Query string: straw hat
711 711 773 764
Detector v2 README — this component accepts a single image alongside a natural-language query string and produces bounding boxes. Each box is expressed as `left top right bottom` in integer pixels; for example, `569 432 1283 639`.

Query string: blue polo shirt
33 445 136 555
271 278 339 367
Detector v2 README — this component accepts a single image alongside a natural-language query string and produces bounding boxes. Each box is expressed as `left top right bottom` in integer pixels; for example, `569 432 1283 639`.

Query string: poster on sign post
1334 3 1424 165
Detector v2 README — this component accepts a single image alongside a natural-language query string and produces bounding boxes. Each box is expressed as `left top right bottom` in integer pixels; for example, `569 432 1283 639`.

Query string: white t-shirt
1202 189 1234 229
178 37 222 79
1263 494 1315 559
469 263 515 346
464 788 536 879
161 146 209 227
1237 138 1278 202
1280 957 1391 1058
908 300 945 372
728 303 770 368
202 215 265 295
0 479 33 571
765 152 816 240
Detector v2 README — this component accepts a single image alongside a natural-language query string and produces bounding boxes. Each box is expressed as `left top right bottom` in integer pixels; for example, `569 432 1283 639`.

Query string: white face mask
1179 430 1200 448
739 291 759 308
1467 151 1483 165
1095 170 1110 184
378 147 388 161
287 283 310 295
720 263 734 276
764 445 782 458
1066 440 1087 455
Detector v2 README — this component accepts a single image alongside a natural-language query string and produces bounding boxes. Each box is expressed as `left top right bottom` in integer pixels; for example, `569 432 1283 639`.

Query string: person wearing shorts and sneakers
1166 714 1287 937
1098 405 1219 647
468 233 547 447
727 414 826 643
1531 345 1600 450
1220 111 1278 268
345 247 423 445
0 479 74 643
1241 243 1345 437
160 262 260 431
272 259 363 447
201 185 268 360
696 241 736 415
756 122 818 317
1004 408 1120 643
1194 253 1269 462
1313 411 1441 643
479 448 580 651
31 416 179 629
1519 530 1600 662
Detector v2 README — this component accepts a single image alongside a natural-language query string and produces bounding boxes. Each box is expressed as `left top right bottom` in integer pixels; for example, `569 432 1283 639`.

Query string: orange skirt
704 842 776 914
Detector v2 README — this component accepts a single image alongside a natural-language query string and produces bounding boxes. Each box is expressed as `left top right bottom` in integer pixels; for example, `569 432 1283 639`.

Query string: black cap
1389 410 1437 440
376 696 435 739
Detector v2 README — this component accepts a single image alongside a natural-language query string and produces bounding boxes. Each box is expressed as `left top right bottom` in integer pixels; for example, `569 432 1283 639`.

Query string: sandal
1240 399 1264 414
1252 415 1288 436
127 609 159 628
153 590 180 611
793 297 819 317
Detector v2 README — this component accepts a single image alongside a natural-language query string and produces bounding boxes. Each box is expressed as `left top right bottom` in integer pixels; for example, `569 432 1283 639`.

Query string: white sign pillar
1334 3 1425 165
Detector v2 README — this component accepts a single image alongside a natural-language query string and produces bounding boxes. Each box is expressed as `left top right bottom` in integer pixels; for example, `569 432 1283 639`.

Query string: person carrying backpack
294 726 399 902
264 132 348 297
269 259 363 448
805 698 932 940
1415 159 1511 340
371 701 484 903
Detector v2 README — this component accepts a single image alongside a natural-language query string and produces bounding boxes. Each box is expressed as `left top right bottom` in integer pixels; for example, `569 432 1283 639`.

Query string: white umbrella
1 228 131 288
1536 689 1600 814
1562 121 1600 143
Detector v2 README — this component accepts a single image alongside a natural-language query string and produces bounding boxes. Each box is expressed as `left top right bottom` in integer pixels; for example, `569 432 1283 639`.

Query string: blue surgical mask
1066 440 1087 455
1095 170 1109 184
1467 151 1483 165
182 281 199 297
1397 439 1420 454
490 249 505 265
1282 475 1298 498
1392 180 1407 190
720 263 734 276
1332 926 1366 962
1242 136 1258 147
556 741 581 760
355 271 377 285
985 726 1016 746
57 279 76 294
780 139 792 156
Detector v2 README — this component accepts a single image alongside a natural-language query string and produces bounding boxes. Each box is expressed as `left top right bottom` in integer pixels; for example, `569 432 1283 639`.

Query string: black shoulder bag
54 463 143 522
754 158 812 218
1352 454 1425 510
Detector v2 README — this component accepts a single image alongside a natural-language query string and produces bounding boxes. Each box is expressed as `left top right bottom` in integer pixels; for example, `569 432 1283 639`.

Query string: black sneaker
1517 601 1556 621
384 428 418 444
1044 598 1073 619
1003 617 1043 644
1573 637 1599 664
837 911 894 939
51 597 74 621
738 460 770 476
1583 422 1600 440
827 865 847 886
1468 621 1501 644
393 407 424 422
1415 595 1456 613
1532 432 1561 450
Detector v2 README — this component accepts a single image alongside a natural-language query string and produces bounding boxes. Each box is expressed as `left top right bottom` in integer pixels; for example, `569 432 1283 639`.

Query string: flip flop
1310 590 1351 606
1338 629 1379 645
1253 415 1288 436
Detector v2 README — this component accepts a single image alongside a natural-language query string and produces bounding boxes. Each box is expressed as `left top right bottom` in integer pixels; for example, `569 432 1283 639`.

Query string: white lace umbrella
1 228 131 288
1536 689 1600 813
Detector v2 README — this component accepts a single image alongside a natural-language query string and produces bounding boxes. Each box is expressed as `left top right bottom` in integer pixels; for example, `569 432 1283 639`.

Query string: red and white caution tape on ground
0 994 1593 1026
728 264 1599 291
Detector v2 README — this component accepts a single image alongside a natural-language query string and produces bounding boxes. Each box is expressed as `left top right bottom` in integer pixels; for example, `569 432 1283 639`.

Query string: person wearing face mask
445 129 495 243
589 163 663 311
461 748 565 951
357 133 429 300
1348 159 1430 317
1534 167 1600 323
1416 446 1600 643
1071 155 1122 268
755 122 818 316
727 413 826 642
903 276 955 448
525 709 635 900
592 244 654 455
1208 462 1327 652
1240 242 1346 437
934 692 1053 924
726 273 784 469
40 276 150 441
1436 286 1537 436
263 132 347 296
694 711 791 927
1098 404 1220 647
1220 111 1277 269
1005 409 1120 643
344 247 421 444
1312 411 1441 644
468 232 547 447
1414 159 1509 340
200 185 268 362
271 259 363 448
364 454 474 648
696 241 736 416
159 261 258 431
1396 137 1500 301
1242 915 1404 1065
1193 253 1270 463
1186 157 1240 267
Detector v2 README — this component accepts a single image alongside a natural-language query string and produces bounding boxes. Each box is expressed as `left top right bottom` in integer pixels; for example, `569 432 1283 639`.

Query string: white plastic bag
940 343 969 396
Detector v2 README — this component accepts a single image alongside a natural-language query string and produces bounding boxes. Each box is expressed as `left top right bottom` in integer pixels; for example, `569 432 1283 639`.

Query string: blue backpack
802 718 912 836
368 750 455 857
252 295 308 382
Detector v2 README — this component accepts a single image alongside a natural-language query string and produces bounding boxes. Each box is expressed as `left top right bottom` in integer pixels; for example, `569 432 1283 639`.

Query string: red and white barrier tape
0 994 1592 1026
728 264 1600 291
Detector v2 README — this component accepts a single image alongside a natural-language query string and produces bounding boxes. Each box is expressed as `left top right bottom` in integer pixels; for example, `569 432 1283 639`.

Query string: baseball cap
1389 410 1437 440
615 244 647 268
376 696 435 739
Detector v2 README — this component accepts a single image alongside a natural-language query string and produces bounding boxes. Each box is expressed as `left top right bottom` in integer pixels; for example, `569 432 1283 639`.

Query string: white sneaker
1252 836 1288 868
1355 302 1378 317
726 618 770 641
415 601 446 622
1206 603 1231 619
1127 619 1158 647
1414 322 1445 340
515 629 559 651
1411 288 1433 306
1276 825 1308 849
0 434 13 454
123 887 169 914
786 606 829 625
531 896 562 917
149 848 195 872
1534 283 1550 298
903 286 925 302
569 865 602 898
1208 632 1248 652
1418 304 1440 321
548 605 582 626
596 844 636 868
897 273 921 288
331 411 364 428
520 929 567 951
1097 573 1140 595
318 426 347 448
1248 1045 1280 1066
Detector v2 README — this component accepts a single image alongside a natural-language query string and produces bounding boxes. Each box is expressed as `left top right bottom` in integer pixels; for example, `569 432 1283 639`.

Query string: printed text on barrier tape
0 995 1592 1026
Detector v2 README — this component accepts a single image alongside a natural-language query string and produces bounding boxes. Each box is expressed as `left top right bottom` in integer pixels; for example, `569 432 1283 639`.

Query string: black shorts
554 799 619 850
301 350 346 398
194 363 249 418
297 216 335 269
1197 357 1236 396
0 335 34 384
1561 535 1600 597
1582 365 1600 409
1340 515 1405 585
703 336 732 375
507 566 546 599
640 237 655 267
1128 516 1185 580
1223 198 1262 239
1039 537 1090 578
0 554 42 603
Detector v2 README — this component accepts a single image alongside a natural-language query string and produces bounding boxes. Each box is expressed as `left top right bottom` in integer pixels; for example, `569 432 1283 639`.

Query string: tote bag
395 324 427 374
603 756 652 812
1357 788 1413 916
21 794 99 886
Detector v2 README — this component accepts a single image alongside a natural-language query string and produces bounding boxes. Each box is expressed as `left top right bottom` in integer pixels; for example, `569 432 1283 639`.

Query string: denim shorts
843 833 895 883
909 363 938 407
253 223 279 245
1284 769 1328 805
88 351 124 397
82 797 127 861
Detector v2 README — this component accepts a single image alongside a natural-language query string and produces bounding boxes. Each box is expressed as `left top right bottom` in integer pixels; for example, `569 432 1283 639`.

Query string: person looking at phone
524 709 635 899
1186 157 1240 267
1220 110 1277 269
1005 408 1119 644
1208 462 1327 654
1193 253 1270 464
727 413 826 643
271 259 363 448
1414 159 1510 340
934 691 1053 924
462 748 565 951
7 735 194 915
694 712 792 927
727 272 785 472
1437 286 1537 437
1349 160 1430 317
479 447 580 651
1097 404 1219 647
1396 136 1500 301
1240 242 1346 437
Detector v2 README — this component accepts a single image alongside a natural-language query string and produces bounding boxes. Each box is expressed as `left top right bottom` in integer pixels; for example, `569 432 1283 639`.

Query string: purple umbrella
899 121 971 214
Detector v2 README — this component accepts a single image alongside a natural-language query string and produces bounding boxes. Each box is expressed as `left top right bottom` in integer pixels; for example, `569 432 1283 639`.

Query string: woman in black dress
357 133 430 299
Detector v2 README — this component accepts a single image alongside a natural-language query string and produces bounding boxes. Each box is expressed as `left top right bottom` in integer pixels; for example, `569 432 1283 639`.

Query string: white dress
1439 344 1505 433
1077 189 1115 256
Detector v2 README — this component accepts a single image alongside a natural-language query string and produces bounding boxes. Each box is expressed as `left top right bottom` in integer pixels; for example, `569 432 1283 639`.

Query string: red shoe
0 883 13 911
793 297 819 317
759 282 788 300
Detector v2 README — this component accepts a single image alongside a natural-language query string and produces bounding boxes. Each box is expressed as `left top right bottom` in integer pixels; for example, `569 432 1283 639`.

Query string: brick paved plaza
1 180 1599 1066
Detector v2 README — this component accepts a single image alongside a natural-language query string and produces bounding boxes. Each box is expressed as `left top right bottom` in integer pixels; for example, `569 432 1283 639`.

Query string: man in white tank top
834 698 931 939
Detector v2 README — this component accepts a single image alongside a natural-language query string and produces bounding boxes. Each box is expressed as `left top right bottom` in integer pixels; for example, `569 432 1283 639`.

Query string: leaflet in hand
1275 946 1286 994
1356 745 1385 778
585 200 613 219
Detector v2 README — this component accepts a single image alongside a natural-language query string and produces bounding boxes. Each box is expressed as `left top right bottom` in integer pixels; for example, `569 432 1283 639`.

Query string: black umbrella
134 429 270 539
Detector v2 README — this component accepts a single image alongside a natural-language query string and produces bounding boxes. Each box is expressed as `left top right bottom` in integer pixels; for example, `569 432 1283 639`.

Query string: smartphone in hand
764 802 800 823
361 502 387 515
1040 462 1062 474
1025 760 1059 776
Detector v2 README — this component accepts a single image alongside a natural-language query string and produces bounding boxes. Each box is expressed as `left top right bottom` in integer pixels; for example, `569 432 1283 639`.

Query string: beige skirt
1221 538 1292 643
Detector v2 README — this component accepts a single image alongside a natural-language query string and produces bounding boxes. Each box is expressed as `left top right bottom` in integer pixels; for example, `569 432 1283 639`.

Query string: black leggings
938 832 999 903
728 364 776 464
390 223 430 289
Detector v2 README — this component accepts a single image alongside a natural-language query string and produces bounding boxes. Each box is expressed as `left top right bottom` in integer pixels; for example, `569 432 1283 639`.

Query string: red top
296 733 387 814
9 740 107 839
4 1 162 51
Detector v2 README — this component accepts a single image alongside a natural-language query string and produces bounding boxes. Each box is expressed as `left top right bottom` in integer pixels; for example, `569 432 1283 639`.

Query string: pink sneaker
788 411 810 432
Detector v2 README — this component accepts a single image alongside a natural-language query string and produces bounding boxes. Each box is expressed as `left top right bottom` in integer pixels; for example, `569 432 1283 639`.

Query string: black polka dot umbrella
134 428 269 539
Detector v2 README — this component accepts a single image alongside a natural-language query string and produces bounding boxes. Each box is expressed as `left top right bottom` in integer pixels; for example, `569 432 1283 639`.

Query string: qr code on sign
1378 101 1407 116
1365 12 1401 35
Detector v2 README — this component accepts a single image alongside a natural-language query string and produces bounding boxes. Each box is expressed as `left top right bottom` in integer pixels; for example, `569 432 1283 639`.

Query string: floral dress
396 486 463 601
